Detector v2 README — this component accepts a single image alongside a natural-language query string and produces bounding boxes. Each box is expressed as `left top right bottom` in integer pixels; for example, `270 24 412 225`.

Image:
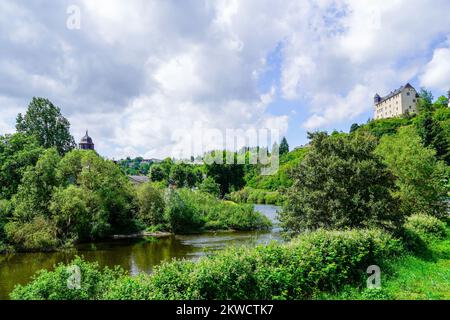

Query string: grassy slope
320 224 450 300
383 237 450 299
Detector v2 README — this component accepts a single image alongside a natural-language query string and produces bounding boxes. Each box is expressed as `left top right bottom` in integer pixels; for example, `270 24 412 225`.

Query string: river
0 205 282 300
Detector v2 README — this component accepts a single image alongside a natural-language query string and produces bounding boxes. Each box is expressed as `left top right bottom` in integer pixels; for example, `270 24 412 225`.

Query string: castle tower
374 93 381 104
79 130 95 150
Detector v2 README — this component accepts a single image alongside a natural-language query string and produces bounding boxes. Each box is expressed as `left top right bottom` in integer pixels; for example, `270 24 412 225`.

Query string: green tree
415 112 450 164
375 127 447 218
279 137 289 155
49 185 91 243
57 150 137 236
433 95 449 110
136 183 165 226
198 177 220 198
0 133 43 199
349 123 360 134
170 164 187 187
204 151 245 197
417 88 434 113
16 97 76 155
163 190 203 233
11 148 61 222
6 149 61 250
280 132 399 237
149 165 167 182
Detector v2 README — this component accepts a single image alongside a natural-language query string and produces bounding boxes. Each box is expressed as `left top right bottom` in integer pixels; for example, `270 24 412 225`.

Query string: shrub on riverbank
227 187 283 205
10 257 126 300
165 189 272 232
11 228 402 300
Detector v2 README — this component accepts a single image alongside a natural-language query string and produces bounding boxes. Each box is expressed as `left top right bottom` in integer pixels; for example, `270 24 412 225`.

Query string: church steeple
79 130 95 150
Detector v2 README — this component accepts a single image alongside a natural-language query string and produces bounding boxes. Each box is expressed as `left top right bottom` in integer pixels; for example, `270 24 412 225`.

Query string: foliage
49 186 91 243
279 137 289 155
358 117 412 139
322 223 450 300
117 157 154 176
404 214 447 241
135 182 165 226
415 112 450 164
10 148 61 221
10 257 126 300
160 189 271 233
16 97 76 155
204 151 246 197
375 127 447 218
281 132 400 237
245 147 308 191
169 164 201 188
349 123 360 133
56 150 138 237
416 88 434 113
5 216 58 251
163 190 204 233
227 187 283 205
0 199 13 246
11 229 402 300
198 176 220 197
0 133 44 199
4 149 138 249
149 165 167 183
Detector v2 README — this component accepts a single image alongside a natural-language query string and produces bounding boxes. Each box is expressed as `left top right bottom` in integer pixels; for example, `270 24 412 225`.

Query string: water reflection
0 205 281 300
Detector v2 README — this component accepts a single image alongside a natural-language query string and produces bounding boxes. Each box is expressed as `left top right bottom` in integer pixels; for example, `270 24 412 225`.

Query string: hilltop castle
373 83 419 120
374 84 450 120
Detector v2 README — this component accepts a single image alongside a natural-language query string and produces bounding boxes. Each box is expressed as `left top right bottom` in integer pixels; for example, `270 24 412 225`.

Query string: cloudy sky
1 0 450 159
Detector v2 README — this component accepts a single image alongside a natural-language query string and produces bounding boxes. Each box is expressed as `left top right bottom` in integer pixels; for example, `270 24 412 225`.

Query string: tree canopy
280 131 400 236
16 97 76 155
375 127 447 218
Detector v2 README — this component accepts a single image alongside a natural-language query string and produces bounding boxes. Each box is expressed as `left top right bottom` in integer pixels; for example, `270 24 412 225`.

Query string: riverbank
0 205 280 300
8 214 449 300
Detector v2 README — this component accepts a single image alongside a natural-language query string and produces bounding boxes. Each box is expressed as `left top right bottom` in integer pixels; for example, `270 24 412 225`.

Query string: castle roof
376 83 415 105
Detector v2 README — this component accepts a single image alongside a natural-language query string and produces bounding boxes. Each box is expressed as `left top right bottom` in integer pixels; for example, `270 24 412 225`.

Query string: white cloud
1 0 450 156
420 39 450 91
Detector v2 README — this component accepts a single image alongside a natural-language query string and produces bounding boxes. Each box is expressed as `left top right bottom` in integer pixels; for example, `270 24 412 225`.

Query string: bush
5 216 58 251
404 214 447 241
11 229 403 300
177 189 271 232
10 257 125 300
198 177 220 198
163 190 204 233
0 199 12 244
136 182 165 226
228 187 283 205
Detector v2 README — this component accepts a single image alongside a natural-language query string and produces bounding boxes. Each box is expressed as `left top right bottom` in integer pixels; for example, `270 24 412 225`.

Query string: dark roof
376 83 415 104
80 130 93 144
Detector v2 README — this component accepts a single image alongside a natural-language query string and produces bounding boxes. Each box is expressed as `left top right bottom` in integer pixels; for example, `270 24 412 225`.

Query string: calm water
0 205 281 300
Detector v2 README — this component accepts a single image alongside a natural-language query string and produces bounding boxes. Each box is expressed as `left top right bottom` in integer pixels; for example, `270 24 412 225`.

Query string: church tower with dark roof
79 130 95 150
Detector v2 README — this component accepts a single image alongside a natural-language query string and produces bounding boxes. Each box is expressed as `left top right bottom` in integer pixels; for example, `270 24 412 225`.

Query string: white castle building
373 83 419 120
